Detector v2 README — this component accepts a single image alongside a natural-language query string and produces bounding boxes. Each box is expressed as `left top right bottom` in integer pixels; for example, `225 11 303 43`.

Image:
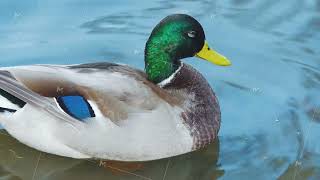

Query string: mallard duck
0 14 230 161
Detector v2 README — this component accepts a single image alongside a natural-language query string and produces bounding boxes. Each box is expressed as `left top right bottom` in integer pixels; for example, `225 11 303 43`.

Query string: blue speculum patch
56 95 95 121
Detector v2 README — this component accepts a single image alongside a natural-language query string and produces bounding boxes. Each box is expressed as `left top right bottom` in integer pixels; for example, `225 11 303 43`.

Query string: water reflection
80 0 217 36
222 80 255 92
0 131 222 180
80 13 148 35
278 146 320 179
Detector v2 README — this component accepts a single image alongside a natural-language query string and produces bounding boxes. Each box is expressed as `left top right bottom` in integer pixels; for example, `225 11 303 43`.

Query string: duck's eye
187 31 197 38
56 95 95 121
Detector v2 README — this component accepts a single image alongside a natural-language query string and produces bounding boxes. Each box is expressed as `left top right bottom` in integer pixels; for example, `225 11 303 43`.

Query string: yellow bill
195 41 231 66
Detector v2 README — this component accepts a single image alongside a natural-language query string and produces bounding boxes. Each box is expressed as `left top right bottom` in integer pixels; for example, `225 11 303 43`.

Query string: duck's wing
0 62 194 160
0 62 180 125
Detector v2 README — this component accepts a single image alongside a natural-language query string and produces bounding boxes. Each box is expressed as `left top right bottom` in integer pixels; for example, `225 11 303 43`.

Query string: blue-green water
0 0 319 179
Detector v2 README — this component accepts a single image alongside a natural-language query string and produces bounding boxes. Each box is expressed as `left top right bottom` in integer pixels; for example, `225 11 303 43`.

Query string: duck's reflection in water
0 132 222 180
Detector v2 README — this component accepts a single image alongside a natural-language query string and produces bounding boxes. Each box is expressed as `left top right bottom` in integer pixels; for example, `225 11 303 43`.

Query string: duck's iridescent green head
145 14 231 84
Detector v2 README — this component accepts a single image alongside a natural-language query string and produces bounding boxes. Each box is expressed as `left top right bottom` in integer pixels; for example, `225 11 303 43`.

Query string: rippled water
0 0 319 179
